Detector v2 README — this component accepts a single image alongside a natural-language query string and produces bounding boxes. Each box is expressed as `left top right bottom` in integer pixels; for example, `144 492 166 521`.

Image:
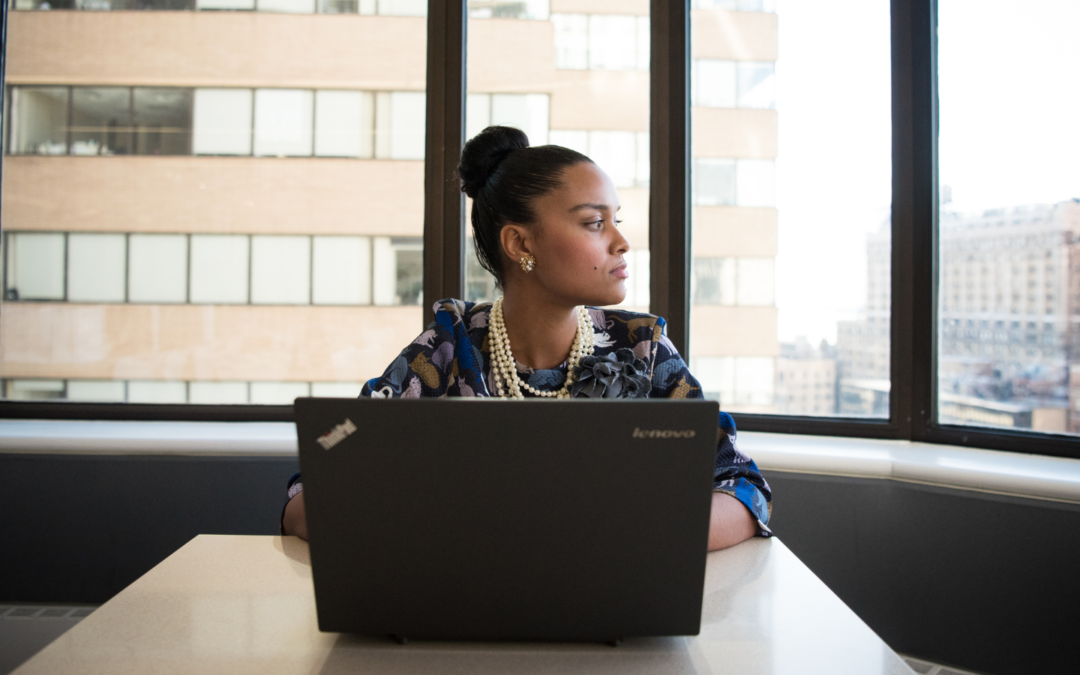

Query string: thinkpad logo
317 418 357 450
632 427 696 439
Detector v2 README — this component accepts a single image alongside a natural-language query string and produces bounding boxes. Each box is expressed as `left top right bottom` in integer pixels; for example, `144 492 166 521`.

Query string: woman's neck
499 287 581 370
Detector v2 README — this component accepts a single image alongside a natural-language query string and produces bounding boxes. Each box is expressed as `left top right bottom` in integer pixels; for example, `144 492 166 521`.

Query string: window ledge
1 420 1077 504
743 431 1080 505
0 420 297 457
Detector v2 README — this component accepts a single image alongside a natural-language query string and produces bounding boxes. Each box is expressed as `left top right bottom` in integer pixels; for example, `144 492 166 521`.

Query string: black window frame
1 0 1077 461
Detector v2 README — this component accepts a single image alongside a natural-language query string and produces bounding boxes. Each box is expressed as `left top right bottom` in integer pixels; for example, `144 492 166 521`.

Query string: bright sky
772 0 1080 344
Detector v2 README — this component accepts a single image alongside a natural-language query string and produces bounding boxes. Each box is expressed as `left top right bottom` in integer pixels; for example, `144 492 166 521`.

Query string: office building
0 0 779 409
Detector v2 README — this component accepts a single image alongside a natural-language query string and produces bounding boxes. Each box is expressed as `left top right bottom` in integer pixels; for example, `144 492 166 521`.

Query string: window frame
1 0 1078 461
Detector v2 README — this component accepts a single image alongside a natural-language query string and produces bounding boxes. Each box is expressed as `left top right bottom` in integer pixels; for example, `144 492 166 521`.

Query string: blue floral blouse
287 298 772 535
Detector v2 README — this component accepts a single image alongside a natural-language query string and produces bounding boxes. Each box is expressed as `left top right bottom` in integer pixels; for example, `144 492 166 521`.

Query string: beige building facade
1 1 780 407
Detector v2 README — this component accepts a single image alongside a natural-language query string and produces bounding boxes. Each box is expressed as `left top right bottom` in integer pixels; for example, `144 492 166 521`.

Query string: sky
770 0 1080 344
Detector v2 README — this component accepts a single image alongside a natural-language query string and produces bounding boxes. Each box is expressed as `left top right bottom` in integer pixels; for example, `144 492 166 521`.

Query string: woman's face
522 162 631 307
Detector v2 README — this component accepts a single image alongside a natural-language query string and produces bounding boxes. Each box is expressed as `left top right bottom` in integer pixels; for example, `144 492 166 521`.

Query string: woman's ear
500 224 532 265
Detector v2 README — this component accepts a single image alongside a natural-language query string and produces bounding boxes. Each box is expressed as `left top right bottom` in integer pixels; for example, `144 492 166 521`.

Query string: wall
4 453 1076 675
766 471 1080 675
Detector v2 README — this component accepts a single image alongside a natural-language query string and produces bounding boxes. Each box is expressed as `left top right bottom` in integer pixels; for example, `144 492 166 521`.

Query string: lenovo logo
316 418 357 450
632 427 696 439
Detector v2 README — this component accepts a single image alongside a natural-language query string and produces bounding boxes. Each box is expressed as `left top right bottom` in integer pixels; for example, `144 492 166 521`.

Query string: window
190 235 250 304
467 4 650 305
692 60 775 110
68 234 126 303
312 236 372 305
315 91 374 158
376 91 426 160
6 87 68 155
251 236 312 305
689 0 890 417
372 237 422 306
937 0 1080 436
193 89 253 156
128 234 188 303
467 93 549 146
552 13 649 71
133 88 193 155
4 232 65 301
467 0 548 20
254 89 315 157
70 88 134 156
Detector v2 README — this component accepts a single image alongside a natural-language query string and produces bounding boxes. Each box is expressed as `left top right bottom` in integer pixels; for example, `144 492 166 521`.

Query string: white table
14 535 913 674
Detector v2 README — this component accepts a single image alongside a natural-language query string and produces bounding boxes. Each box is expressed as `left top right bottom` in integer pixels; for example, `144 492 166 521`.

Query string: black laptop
293 397 718 643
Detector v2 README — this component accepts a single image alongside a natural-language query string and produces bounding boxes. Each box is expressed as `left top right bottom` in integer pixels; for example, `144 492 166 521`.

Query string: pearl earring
519 255 536 273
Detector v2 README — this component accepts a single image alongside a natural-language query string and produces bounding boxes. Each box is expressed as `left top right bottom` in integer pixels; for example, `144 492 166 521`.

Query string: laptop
293 397 718 643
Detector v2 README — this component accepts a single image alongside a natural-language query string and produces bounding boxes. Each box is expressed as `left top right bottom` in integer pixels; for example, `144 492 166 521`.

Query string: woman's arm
282 492 308 540
708 492 757 551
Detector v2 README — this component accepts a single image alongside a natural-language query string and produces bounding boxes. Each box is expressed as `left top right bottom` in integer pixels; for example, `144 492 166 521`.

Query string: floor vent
902 655 988 675
0 605 96 620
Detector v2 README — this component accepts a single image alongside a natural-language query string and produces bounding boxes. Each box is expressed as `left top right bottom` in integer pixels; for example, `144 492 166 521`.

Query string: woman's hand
282 491 309 541
707 492 757 551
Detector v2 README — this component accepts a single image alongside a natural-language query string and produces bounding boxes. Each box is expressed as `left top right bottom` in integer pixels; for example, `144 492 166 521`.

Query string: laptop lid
294 397 718 642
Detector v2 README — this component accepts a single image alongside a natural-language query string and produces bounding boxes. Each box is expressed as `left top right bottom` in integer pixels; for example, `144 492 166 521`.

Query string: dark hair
457 126 592 287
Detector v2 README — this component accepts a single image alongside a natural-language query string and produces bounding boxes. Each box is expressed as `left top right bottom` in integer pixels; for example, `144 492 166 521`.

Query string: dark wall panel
4 455 1079 675
766 471 1080 675
1 454 299 603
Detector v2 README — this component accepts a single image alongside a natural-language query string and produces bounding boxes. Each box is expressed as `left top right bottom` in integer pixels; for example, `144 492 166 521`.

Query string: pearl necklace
488 296 596 400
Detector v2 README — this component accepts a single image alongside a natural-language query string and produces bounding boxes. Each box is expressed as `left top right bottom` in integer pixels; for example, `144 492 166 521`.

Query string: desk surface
15 535 913 675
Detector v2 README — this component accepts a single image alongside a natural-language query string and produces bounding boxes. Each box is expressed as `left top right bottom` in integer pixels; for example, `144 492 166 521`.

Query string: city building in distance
838 198 1080 431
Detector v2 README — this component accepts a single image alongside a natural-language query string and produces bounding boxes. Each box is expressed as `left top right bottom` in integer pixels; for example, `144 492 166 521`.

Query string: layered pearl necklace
488 296 596 399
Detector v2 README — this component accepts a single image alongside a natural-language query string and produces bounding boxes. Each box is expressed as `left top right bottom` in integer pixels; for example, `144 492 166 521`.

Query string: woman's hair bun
458 126 530 199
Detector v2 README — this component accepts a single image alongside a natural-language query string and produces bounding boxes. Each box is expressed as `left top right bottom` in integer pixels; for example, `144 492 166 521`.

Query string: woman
283 126 771 549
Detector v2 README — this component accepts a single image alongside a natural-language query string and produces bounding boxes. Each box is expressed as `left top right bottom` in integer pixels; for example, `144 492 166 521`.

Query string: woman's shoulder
430 298 492 331
587 306 667 346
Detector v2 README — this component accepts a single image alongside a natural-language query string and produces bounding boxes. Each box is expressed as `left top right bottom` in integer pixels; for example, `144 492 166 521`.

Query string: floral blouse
286 298 772 535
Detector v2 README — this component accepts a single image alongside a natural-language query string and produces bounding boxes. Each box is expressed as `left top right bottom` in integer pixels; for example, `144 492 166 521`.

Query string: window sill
1 420 1077 504
744 431 1080 505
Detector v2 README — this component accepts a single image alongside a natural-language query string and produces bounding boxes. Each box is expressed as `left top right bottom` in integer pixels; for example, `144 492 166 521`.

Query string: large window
3 231 421 308
8 86 423 160
936 0 1080 436
687 0 891 417
1 7 426 403
465 3 649 308
1 0 1076 458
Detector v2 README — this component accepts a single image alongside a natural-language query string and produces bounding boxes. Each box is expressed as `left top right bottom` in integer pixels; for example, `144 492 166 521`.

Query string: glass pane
6 379 65 401
133 88 192 156
250 381 310 404
7 87 69 156
251 235 311 305
67 380 126 402
258 0 317 13
311 381 363 397
254 89 315 157
467 3 650 306
314 90 373 158
68 233 127 303
937 0 1080 435
190 235 250 304
1 4 426 405
193 89 253 156
71 88 133 156
128 234 188 303
189 381 249 404
690 0 891 416
128 380 187 403
5 232 66 301
312 235 372 305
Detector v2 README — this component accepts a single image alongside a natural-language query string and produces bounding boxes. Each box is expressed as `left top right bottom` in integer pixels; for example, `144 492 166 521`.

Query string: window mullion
890 0 937 441
649 0 691 358
422 0 467 328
